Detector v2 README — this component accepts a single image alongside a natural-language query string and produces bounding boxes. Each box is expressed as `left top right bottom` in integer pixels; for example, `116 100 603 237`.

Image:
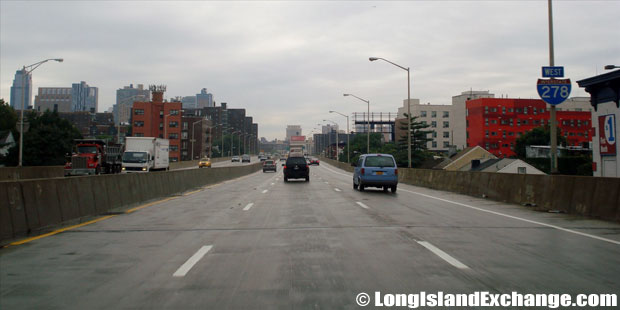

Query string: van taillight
395 169 398 175
361 168 365 175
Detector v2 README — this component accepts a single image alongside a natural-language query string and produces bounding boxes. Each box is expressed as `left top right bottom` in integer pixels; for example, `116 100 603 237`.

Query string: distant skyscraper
196 88 214 108
10 69 32 110
71 81 99 112
114 84 150 124
181 96 197 109
286 125 302 141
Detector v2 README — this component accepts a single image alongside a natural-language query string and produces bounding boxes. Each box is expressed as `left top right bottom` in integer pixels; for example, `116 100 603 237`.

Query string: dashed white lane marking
356 201 369 209
270 183 275 186
173 245 213 277
262 190 268 194
243 203 254 211
334 188 341 192
417 241 469 270
324 182 329 184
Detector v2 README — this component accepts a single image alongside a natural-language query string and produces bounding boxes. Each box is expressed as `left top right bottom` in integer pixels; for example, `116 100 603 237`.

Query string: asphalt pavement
1 161 619 309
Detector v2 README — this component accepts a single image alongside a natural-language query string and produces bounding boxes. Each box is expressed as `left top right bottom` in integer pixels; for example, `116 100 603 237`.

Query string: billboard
599 114 617 156
290 136 306 142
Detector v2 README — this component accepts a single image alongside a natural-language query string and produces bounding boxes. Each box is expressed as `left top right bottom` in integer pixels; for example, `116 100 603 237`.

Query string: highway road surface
1 161 619 309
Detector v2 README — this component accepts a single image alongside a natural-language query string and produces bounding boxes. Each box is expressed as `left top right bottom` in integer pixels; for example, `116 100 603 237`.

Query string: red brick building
131 89 182 162
466 98 592 157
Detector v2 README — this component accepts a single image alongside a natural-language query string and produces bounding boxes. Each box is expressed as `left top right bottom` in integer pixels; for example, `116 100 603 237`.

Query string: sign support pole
548 0 558 174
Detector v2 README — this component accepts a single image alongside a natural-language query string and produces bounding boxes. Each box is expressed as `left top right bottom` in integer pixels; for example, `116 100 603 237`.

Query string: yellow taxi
198 157 212 168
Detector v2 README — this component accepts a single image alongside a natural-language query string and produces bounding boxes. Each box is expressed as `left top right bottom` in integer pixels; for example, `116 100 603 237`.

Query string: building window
169 133 179 139
443 132 449 138
159 123 164 130
134 109 144 115
517 119 521 126
485 130 489 138
420 111 427 117
443 121 449 128
160 111 164 117
182 151 188 157
432 141 437 148
484 106 489 114
485 143 490 149
443 141 449 148
503 131 506 138
170 109 179 115
169 121 178 128
491 131 497 136
485 118 489 126
491 119 497 124
134 121 144 127
182 141 188 149
518 167 527 174
432 131 437 138
170 145 179 151
508 108 513 113
509 132 514 136
502 107 506 114
523 120 528 125
181 132 188 139
431 111 437 118
183 122 189 130
524 107 528 114
443 111 449 118
431 121 437 128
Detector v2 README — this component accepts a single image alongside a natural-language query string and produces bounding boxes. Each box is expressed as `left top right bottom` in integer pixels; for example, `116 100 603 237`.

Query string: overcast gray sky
1 1 619 140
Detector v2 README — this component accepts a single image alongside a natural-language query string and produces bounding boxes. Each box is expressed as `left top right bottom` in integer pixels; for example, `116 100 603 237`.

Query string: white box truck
122 137 170 172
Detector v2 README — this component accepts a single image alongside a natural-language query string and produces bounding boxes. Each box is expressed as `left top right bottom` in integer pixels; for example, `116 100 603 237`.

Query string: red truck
64 139 123 176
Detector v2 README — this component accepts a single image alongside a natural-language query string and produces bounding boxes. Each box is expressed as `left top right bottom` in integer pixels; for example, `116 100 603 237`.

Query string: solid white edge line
243 203 254 211
417 241 469 270
173 245 213 277
356 201 370 209
400 189 620 246
321 163 620 246
262 189 268 193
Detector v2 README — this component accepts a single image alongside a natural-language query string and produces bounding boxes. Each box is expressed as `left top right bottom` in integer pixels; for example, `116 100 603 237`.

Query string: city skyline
1 1 618 140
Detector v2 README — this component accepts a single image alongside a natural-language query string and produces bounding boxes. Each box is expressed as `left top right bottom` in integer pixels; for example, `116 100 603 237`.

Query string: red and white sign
599 114 616 156
290 136 306 142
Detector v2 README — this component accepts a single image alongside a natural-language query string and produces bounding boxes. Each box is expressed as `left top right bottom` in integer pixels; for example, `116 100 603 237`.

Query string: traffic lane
0 165 489 309
0 169 278 310
314 161 620 294
145 166 490 309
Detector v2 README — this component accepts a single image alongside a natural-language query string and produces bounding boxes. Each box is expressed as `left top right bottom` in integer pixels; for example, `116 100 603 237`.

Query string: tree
339 133 383 163
0 99 17 133
396 113 434 167
514 126 566 159
1 110 82 166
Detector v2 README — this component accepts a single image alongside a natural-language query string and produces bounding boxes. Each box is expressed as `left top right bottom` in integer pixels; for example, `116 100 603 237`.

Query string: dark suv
283 156 309 182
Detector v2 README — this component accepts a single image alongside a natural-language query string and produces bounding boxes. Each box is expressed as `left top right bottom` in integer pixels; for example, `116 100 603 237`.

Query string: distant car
352 153 398 192
283 156 309 182
231 156 240 162
310 158 320 165
279 157 286 162
262 159 277 172
242 154 251 163
198 157 211 168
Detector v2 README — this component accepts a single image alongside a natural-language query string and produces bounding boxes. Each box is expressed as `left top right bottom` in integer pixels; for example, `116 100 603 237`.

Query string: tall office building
196 88 214 108
286 125 302 141
72 81 99 112
114 84 150 125
34 87 72 112
10 69 33 110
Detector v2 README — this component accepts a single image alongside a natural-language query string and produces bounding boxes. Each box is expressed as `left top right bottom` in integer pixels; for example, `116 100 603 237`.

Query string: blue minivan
352 154 398 193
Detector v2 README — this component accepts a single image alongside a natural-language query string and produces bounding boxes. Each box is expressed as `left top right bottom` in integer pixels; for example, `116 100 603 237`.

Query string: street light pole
547 0 558 174
370 56 411 168
344 93 370 154
18 58 63 167
329 110 350 163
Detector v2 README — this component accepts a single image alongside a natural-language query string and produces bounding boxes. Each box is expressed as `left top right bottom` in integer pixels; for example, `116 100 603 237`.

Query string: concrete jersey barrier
0 162 261 245
319 156 620 223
